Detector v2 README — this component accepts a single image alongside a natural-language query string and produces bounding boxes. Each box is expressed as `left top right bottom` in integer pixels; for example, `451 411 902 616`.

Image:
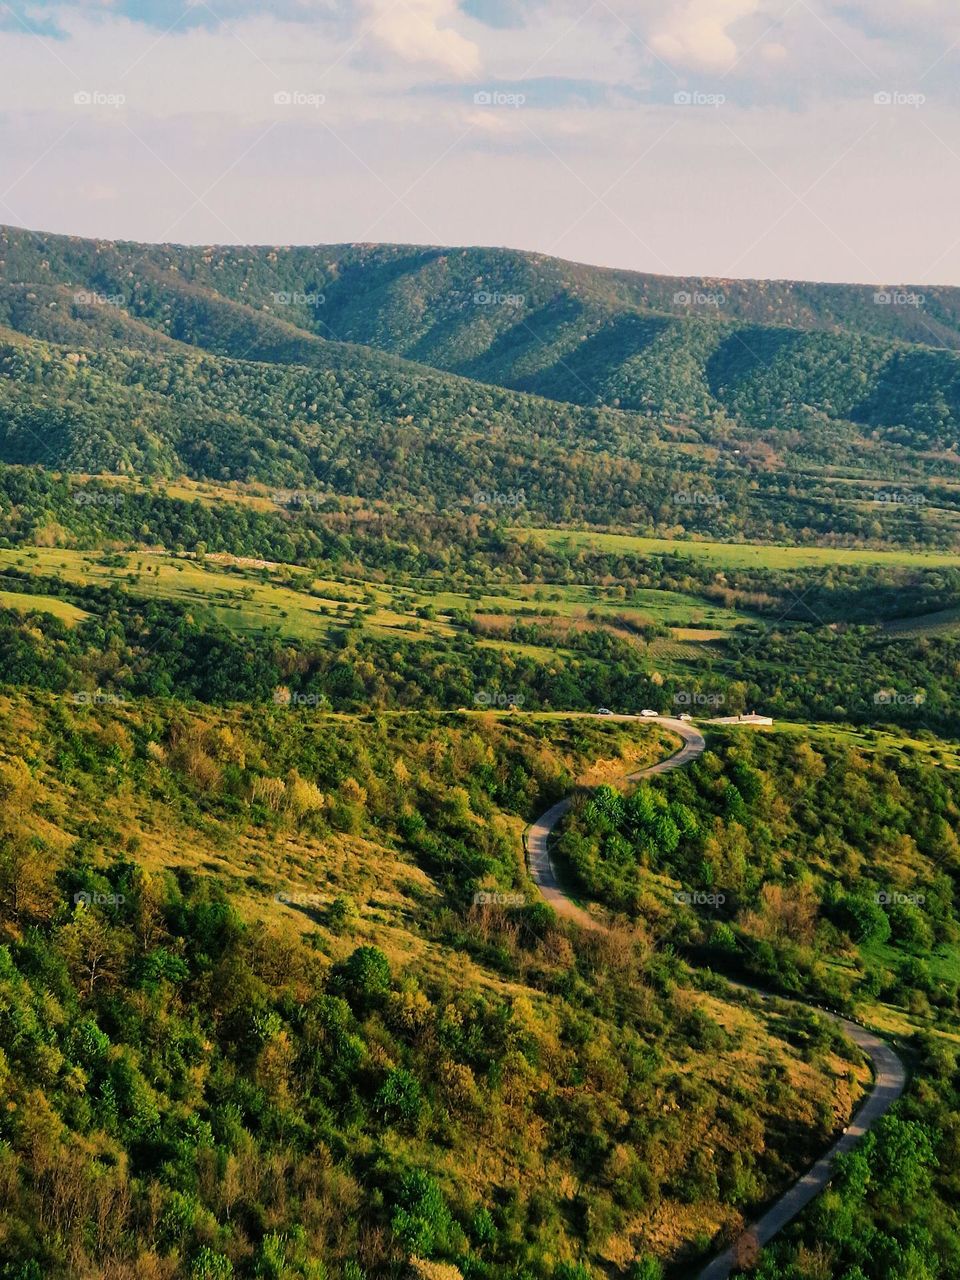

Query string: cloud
836 0 960 37
358 0 481 76
649 0 763 70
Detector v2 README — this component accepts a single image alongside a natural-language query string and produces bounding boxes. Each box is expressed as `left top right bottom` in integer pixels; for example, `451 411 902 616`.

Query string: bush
391 1171 457 1258
331 946 391 1013
375 1067 424 1129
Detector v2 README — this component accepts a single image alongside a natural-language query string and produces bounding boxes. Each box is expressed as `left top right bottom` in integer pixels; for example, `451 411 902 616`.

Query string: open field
522 528 960 570
67 472 292 512
0 546 758 665
883 605 960 638
759 719 960 769
0 585 89 625
0 547 460 643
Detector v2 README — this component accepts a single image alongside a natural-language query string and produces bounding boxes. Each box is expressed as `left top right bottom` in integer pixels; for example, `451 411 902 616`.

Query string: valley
0 228 957 1280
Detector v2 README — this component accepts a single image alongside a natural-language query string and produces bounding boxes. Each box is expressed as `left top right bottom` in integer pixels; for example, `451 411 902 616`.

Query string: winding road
524 714 907 1280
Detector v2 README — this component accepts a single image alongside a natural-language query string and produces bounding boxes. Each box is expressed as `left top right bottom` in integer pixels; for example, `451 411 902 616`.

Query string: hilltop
2 225 960 547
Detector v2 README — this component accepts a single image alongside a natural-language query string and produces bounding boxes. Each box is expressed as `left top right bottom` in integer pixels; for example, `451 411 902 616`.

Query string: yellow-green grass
519 528 960 570
427 583 757 631
2 545 747 661
66 473 288 513
66 474 392 520
0 548 453 644
670 627 727 641
647 636 724 665
0 588 89 625
744 720 960 770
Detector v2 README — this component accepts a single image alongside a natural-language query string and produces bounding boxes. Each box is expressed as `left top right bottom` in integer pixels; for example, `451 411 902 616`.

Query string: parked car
678 713 693 721
596 707 613 715
640 709 658 718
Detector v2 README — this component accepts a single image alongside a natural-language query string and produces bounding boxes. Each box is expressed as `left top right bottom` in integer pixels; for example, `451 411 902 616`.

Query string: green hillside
3 225 960 462
5 230 960 455
4 226 960 550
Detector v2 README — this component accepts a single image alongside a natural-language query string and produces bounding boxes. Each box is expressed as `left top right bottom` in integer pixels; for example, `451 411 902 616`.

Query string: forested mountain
3 224 960 478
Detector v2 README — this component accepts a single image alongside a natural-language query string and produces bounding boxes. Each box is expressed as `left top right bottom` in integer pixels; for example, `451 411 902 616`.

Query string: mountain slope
3 226 960 549
3 225 960 459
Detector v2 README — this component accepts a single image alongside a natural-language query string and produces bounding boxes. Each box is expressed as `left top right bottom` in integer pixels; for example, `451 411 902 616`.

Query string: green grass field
0 547 756 666
0 549 381 642
0 587 89 625
521 529 960 570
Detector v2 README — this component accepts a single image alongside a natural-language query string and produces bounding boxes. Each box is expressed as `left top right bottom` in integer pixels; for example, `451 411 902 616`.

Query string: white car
596 707 613 716
640 709 658 718
678 713 693 722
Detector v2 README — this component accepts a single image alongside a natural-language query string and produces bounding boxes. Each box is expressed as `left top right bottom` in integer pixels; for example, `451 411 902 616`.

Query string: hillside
3 225 960 473
0 697 879 1280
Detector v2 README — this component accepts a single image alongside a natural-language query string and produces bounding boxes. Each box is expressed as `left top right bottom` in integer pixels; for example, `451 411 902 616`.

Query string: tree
391 1171 457 1258
332 946 391 1013
58 908 127 999
375 1067 424 1129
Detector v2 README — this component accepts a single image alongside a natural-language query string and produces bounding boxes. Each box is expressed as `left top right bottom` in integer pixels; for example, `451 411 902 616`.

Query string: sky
0 0 959 284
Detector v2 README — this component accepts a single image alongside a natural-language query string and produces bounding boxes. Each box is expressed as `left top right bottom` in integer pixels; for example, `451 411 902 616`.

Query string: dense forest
3 226 960 522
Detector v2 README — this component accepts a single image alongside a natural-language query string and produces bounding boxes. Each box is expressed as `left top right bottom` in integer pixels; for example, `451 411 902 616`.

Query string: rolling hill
2 224 960 546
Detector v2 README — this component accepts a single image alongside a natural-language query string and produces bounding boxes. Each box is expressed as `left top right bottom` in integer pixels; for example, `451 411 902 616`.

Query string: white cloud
358 0 481 76
0 0 959 282
649 0 763 71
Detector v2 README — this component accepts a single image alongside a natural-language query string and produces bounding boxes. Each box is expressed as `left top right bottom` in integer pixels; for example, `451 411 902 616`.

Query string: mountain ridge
3 223 960 545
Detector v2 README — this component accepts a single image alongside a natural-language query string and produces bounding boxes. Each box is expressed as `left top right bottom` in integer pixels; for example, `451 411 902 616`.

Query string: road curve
526 715 705 931
524 715 906 1280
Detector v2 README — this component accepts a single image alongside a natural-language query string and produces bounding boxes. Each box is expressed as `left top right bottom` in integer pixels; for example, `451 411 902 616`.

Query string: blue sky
1 0 958 283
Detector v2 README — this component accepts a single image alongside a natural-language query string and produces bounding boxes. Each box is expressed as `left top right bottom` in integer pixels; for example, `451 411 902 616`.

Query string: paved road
695 1008 905 1279
524 714 906 1280
526 715 705 931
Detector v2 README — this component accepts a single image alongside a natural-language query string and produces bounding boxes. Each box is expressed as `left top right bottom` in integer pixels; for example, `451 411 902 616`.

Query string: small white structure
711 711 774 726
